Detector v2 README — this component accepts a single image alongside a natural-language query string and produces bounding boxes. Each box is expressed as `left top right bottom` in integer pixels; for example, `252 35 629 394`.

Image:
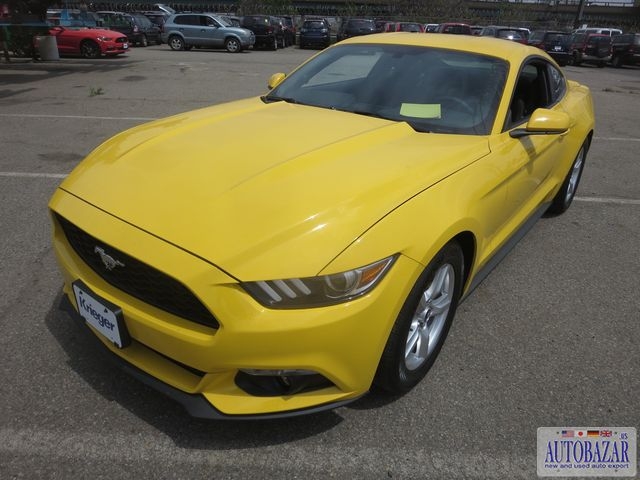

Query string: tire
572 52 582 66
168 35 184 51
374 242 464 394
80 40 101 59
547 140 589 215
611 55 622 68
271 36 278 51
139 34 148 47
597 61 605 68
225 37 241 53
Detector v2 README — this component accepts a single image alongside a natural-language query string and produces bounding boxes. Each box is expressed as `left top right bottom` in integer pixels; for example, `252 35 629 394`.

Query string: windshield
265 44 508 135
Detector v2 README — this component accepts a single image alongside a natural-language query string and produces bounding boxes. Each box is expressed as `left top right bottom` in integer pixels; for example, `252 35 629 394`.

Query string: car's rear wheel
547 139 589 215
572 52 582 66
80 40 101 59
271 37 278 50
225 37 241 53
168 35 184 51
374 242 463 394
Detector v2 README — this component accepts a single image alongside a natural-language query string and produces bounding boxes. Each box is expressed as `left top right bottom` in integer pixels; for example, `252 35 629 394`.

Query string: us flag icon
561 430 574 437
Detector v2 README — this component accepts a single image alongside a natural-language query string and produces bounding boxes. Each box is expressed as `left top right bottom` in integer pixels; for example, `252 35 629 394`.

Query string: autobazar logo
537 427 636 477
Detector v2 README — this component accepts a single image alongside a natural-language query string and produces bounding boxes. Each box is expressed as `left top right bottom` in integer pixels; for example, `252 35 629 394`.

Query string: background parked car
528 30 572 66
337 18 376 41
162 13 255 53
241 15 286 50
141 10 170 34
568 32 612 67
48 25 128 58
96 11 161 47
574 27 623 37
384 22 425 33
281 15 296 46
299 19 330 49
436 23 472 35
479 25 529 43
610 33 640 67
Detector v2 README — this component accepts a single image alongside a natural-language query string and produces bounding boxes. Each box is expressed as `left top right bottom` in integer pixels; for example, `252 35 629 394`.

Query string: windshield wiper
261 95 302 104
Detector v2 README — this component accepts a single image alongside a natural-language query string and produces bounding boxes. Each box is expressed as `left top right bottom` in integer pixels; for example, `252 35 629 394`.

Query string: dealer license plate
72 281 130 348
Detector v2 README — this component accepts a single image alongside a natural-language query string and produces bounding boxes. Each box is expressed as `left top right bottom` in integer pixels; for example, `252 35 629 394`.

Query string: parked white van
574 27 623 36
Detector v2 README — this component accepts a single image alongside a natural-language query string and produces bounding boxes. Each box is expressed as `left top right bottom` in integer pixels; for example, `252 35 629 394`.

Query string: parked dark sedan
528 30 572 66
299 19 331 49
96 11 161 46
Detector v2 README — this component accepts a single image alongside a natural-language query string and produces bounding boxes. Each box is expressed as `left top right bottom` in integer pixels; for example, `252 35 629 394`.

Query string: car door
50 27 74 55
200 16 225 48
490 60 571 230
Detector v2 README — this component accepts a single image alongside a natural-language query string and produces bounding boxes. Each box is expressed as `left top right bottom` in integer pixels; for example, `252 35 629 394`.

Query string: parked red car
384 22 425 33
49 26 129 58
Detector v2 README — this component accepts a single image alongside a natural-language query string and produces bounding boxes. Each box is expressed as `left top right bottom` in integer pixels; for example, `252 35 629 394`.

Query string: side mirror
267 72 286 90
510 108 570 138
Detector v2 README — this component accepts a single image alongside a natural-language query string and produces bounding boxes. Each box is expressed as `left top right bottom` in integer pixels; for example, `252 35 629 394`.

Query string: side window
507 61 552 129
547 64 566 103
175 15 197 26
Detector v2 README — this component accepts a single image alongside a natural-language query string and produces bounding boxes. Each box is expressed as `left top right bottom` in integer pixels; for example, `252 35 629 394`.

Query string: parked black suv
299 19 330 49
96 11 161 47
611 33 640 67
241 15 286 50
337 18 376 42
528 30 572 66
569 32 612 67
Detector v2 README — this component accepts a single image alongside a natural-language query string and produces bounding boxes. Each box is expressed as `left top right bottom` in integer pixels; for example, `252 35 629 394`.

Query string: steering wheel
439 96 475 116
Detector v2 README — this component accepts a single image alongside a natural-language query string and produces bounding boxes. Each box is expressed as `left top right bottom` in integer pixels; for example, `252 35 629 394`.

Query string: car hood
60 98 489 279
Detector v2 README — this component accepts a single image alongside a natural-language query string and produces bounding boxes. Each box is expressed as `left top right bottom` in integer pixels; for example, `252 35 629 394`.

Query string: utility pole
573 0 586 29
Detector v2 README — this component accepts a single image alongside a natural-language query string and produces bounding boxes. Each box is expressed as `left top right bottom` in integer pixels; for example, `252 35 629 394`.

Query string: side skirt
461 201 551 302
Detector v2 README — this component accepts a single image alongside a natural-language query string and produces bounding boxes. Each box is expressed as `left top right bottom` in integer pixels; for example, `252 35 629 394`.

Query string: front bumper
50 189 420 418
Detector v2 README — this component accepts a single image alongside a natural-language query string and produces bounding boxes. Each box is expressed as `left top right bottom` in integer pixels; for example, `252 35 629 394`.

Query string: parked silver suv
161 13 255 53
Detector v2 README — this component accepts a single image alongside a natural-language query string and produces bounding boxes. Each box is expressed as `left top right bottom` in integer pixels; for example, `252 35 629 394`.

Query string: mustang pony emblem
94 246 125 271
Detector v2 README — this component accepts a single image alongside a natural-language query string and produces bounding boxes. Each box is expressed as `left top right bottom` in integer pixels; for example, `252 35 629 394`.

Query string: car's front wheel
168 35 185 51
80 40 101 58
611 55 623 68
225 37 241 53
375 242 464 394
139 34 148 47
547 139 589 215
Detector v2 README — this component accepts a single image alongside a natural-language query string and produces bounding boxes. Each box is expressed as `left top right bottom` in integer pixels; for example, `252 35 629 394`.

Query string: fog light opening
236 369 333 397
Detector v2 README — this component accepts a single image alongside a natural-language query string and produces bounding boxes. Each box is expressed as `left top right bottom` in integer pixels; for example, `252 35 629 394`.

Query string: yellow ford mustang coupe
50 34 594 419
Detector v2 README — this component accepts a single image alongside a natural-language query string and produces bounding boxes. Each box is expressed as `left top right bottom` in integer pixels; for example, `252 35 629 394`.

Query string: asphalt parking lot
1 45 639 479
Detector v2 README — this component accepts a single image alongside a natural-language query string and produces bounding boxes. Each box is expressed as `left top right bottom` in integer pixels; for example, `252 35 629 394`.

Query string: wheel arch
450 231 476 292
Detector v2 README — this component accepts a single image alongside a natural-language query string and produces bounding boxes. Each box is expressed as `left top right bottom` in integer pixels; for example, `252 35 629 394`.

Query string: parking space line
0 172 67 179
594 136 640 142
0 113 157 121
575 196 640 205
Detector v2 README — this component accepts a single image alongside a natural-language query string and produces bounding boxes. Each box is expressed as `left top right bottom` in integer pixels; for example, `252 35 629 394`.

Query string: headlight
96 36 112 42
241 256 396 308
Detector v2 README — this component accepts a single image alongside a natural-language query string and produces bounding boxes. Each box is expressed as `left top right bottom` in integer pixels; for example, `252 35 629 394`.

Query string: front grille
56 213 219 329
115 37 127 44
